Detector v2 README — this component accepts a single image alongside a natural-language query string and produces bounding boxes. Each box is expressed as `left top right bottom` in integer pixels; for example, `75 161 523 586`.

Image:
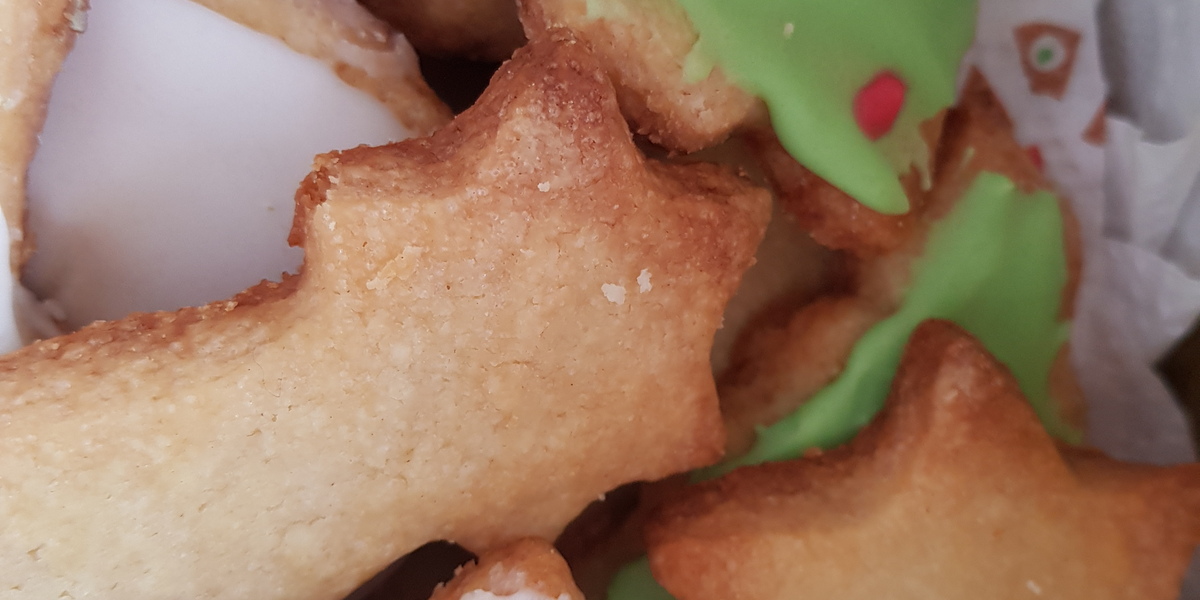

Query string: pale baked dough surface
0 33 768 599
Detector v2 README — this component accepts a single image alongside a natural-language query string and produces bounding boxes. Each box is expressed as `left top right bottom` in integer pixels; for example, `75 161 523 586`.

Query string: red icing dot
854 71 906 140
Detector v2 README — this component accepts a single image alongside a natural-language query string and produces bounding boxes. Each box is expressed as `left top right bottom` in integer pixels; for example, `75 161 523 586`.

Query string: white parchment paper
974 1 1200 595
972 0 1199 465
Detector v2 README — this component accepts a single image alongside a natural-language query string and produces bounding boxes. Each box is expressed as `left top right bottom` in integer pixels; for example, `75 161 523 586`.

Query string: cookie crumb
601 284 626 305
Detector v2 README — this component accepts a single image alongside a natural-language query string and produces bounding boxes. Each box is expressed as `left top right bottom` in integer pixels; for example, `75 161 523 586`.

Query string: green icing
609 558 675 600
606 171 1077 600
708 171 1077 477
672 0 978 214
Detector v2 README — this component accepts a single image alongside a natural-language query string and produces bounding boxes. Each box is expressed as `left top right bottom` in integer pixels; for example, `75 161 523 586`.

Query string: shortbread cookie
648 321 1200 600
520 0 759 153
0 32 767 599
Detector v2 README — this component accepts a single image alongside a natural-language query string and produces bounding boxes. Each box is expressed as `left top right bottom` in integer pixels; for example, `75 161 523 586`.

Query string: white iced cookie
21 0 449 330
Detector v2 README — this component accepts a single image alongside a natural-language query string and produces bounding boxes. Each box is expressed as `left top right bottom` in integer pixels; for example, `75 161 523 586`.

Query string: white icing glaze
24 0 415 329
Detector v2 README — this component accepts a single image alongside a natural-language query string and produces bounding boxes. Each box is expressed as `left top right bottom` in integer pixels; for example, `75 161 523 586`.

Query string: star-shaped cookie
0 32 768 599
647 320 1200 600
